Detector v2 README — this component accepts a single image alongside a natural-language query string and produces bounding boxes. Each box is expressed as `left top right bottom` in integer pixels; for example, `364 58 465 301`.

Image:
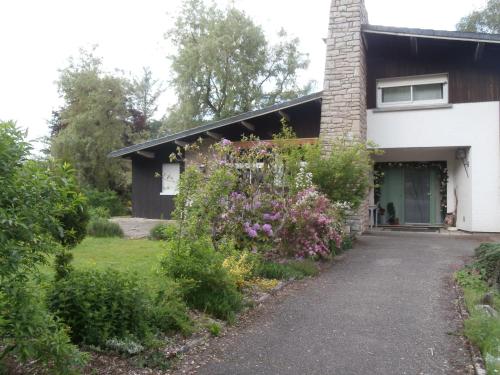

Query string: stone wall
320 0 370 232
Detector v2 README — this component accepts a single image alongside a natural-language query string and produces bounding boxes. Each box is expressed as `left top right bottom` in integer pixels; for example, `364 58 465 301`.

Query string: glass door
404 168 431 224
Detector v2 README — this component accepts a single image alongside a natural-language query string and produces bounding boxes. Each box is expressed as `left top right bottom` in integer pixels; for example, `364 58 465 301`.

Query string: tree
457 0 500 33
51 48 131 193
0 121 88 373
127 67 164 141
164 0 311 132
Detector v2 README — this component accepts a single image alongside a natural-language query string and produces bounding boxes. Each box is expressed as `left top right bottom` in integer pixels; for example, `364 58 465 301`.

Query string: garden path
179 232 488 375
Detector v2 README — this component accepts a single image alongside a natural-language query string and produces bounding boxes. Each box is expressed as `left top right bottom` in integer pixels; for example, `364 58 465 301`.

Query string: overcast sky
0 0 487 148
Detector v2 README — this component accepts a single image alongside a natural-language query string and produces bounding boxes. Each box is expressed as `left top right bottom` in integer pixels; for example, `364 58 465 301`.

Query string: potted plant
386 202 399 225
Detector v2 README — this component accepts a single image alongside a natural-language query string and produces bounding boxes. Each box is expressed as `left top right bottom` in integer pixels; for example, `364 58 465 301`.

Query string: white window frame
160 163 180 195
376 73 449 108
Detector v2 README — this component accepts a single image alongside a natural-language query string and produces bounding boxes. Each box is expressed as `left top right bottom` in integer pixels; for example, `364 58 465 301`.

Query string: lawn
43 237 166 288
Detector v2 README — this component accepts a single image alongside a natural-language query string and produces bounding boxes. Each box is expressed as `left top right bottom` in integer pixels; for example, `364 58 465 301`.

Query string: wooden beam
474 42 485 62
231 137 318 149
241 120 256 132
136 150 155 159
206 131 223 140
410 37 418 56
278 110 290 122
174 140 188 147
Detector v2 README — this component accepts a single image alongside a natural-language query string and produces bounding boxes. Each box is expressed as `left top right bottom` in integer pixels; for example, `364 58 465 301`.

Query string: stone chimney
320 0 369 232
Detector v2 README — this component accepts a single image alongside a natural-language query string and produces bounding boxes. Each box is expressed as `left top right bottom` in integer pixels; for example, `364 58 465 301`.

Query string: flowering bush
169 125 356 260
279 187 343 258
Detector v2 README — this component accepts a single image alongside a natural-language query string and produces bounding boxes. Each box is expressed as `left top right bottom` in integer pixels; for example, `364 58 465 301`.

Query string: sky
0 0 488 149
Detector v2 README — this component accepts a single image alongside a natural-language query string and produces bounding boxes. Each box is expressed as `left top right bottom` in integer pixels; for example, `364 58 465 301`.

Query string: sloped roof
362 24 500 44
109 91 322 158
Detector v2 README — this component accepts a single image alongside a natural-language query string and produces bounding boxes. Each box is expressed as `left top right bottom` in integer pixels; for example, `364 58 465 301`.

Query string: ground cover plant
456 243 500 374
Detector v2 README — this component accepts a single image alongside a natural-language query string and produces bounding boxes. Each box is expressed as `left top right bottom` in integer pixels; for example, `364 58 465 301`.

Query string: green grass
43 237 165 289
455 269 500 374
254 259 319 280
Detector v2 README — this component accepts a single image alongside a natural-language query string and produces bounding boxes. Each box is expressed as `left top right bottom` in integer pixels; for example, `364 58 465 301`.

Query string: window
161 163 180 195
377 74 448 108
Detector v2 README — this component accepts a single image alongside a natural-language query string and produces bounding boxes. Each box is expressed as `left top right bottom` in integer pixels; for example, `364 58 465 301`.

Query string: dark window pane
382 85 412 103
413 83 443 101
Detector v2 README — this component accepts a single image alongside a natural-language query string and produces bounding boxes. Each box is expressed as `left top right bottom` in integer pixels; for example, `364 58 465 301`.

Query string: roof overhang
362 24 500 45
109 91 322 158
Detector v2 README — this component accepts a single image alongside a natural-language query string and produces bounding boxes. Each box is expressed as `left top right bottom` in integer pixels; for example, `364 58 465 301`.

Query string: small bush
222 251 257 289
474 243 500 288
49 270 152 347
85 188 127 217
150 223 177 241
105 337 145 356
208 322 221 337
161 238 243 321
89 206 111 219
150 285 193 336
255 260 317 280
87 218 124 238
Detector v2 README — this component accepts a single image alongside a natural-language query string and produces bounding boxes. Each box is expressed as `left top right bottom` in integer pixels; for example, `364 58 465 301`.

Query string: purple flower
221 138 232 146
262 223 272 233
246 228 258 238
252 223 261 231
263 213 272 220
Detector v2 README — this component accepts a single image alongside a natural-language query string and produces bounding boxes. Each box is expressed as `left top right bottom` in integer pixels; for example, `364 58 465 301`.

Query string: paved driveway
191 233 482 375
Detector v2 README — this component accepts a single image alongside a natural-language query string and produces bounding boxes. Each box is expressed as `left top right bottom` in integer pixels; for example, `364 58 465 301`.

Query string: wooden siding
131 154 181 219
366 35 500 109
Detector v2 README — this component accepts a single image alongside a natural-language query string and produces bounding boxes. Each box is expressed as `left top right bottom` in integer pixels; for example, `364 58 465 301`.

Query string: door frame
375 162 443 225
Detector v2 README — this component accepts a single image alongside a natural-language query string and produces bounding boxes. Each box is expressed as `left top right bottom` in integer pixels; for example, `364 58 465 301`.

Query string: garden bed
455 243 500 375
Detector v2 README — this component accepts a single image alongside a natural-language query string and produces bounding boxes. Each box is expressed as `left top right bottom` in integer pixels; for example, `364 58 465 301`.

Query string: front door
377 163 442 225
404 168 431 224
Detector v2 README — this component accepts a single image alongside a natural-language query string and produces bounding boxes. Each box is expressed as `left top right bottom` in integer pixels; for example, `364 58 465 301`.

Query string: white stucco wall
368 102 500 232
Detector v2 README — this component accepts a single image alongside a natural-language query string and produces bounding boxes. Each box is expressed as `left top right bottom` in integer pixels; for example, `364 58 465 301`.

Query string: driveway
182 233 483 375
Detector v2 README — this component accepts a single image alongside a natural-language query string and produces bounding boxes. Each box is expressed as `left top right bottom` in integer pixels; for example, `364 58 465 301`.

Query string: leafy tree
457 0 500 33
164 0 311 132
0 121 88 373
130 67 163 127
50 48 131 193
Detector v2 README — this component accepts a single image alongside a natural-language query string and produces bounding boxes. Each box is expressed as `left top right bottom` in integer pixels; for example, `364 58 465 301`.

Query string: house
110 0 500 233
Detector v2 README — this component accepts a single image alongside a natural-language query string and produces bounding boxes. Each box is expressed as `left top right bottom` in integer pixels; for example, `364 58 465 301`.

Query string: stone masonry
320 0 369 232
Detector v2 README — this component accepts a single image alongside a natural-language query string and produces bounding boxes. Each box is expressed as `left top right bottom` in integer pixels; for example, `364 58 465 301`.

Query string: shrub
278 187 343 258
304 140 377 210
84 188 127 217
150 285 193 336
474 243 500 288
255 260 317 280
49 269 152 347
150 223 177 241
0 122 88 372
208 322 221 337
89 206 111 219
87 218 124 237
161 238 243 321
222 251 257 289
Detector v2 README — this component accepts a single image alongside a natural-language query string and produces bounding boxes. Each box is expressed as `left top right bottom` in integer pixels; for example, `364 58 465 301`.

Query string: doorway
376 163 443 225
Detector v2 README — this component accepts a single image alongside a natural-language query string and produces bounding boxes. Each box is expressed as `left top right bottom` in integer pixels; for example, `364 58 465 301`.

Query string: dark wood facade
131 146 181 219
365 34 500 109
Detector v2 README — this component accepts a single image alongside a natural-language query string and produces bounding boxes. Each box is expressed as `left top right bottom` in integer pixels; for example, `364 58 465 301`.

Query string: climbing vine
374 161 448 219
